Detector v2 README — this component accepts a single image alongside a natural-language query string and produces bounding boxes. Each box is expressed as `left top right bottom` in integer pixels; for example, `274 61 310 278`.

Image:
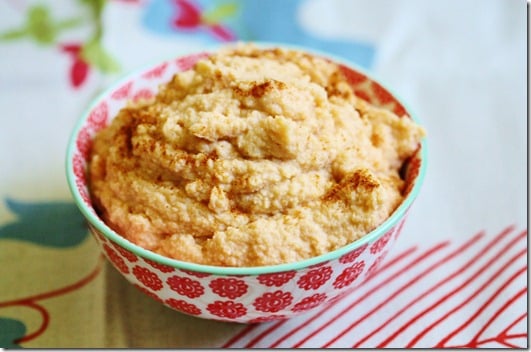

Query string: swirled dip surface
89 45 425 267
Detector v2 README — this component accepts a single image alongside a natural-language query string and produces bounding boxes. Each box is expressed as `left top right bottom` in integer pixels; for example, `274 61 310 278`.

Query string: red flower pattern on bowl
339 244 368 264
167 275 205 298
180 269 211 278
144 258 175 273
257 271 297 287
134 284 164 303
165 298 202 315
253 291 294 313
291 293 328 312
370 229 394 254
297 266 333 290
248 314 288 323
133 266 163 291
209 278 248 299
207 301 247 319
333 261 365 289
367 250 390 275
66 44 426 322
111 241 138 262
103 243 129 274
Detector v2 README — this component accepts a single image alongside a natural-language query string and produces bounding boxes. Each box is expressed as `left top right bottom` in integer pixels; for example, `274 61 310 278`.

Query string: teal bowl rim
66 41 428 276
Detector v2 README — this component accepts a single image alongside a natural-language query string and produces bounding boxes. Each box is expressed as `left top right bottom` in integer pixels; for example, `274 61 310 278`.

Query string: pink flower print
87 102 109 132
72 153 86 186
133 266 163 291
208 24 234 41
76 127 92 159
175 52 209 71
257 271 296 287
70 60 90 87
171 0 236 42
134 284 163 302
297 266 333 290
339 244 368 264
370 231 393 254
132 88 154 103
167 275 205 298
291 293 327 312
144 258 175 273
209 278 248 299
60 43 90 88
166 298 202 316
367 250 389 275
111 81 133 100
89 225 107 244
142 62 168 79
180 269 211 278
72 152 90 206
111 241 138 262
253 291 293 313
333 261 365 289
173 0 201 28
248 315 288 323
103 244 129 274
76 178 91 206
207 301 247 319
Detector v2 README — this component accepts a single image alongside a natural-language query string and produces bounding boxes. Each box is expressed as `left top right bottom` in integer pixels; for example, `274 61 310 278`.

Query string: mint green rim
66 41 427 276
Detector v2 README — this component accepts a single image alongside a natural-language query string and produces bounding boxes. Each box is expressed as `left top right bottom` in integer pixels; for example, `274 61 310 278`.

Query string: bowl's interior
66 45 427 276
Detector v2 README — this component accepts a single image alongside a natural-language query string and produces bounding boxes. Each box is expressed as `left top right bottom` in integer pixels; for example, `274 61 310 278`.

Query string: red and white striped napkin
221 226 527 348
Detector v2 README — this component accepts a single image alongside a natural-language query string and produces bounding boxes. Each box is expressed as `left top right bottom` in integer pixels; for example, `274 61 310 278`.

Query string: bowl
66 43 427 323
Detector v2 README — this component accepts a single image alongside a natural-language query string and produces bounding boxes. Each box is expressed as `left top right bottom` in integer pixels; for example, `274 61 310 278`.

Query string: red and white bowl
66 43 427 323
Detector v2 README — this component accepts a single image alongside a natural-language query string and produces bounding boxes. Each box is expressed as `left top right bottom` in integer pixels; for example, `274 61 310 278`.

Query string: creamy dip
89 44 425 267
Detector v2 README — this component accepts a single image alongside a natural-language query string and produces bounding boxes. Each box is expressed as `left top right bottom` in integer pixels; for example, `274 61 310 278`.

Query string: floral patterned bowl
66 43 427 323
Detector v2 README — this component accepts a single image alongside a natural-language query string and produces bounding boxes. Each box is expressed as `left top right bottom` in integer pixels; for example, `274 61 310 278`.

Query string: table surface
0 0 527 348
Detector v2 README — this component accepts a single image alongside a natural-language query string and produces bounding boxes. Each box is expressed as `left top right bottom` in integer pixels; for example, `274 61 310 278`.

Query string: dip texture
89 45 425 267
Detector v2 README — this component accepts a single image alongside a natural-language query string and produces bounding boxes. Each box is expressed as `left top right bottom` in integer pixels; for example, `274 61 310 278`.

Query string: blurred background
0 0 525 236
0 0 526 348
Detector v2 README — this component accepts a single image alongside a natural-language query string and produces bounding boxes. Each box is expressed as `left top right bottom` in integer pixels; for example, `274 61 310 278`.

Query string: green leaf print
0 4 84 45
81 39 120 73
0 318 26 348
0 198 89 247
203 2 239 24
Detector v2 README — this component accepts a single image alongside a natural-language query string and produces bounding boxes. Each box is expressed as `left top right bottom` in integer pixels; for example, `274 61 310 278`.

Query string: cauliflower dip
89 45 425 267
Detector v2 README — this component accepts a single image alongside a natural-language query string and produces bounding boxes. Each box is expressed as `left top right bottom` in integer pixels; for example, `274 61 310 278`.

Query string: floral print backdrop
0 0 526 348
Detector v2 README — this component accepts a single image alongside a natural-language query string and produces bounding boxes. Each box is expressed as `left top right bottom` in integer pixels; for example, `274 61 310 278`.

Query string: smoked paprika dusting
89 44 425 267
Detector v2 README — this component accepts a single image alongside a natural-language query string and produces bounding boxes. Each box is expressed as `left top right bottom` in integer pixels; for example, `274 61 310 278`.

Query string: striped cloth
222 226 527 348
